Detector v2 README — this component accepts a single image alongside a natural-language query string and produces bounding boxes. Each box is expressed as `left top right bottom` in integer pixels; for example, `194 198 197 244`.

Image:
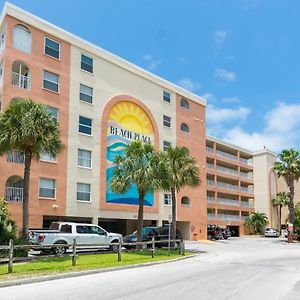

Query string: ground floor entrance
228 225 240 237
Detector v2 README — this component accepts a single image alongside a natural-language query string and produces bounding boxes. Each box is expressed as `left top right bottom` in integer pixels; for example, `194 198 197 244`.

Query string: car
264 227 280 238
222 228 231 239
123 226 182 249
207 226 223 240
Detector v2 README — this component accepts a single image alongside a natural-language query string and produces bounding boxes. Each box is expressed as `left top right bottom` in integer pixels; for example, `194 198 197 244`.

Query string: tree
0 198 16 244
160 146 200 242
0 99 63 242
244 212 268 235
273 149 300 242
110 141 162 243
272 191 289 231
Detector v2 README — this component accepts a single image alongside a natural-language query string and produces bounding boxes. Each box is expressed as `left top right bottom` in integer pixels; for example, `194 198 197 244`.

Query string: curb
0 253 198 288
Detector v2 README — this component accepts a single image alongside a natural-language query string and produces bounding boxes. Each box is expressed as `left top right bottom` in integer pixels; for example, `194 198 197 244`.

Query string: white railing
218 214 241 221
216 181 239 191
216 150 238 161
5 187 23 202
207 213 216 220
207 196 215 203
217 198 240 206
240 157 253 165
216 165 238 176
240 172 253 179
7 150 25 164
206 163 215 170
241 186 254 193
241 215 249 221
241 201 254 207
11 72 30 89
207 180 215 186
206 146 214 154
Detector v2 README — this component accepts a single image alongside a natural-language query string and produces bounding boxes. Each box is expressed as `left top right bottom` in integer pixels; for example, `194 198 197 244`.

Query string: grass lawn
0 249 190 281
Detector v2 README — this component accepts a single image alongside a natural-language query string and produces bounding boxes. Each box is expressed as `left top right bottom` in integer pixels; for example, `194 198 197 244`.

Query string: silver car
265 227 280 238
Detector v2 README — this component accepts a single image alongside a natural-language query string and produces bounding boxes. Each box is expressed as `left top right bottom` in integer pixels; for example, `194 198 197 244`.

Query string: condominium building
0 3 281 240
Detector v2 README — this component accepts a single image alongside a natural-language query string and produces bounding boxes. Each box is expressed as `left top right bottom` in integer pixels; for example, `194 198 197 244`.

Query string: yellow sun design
108 101 154 134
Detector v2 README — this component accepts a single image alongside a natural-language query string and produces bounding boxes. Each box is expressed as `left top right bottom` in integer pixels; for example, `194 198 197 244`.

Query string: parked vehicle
123 226 182 249
29 222 122 254
264 227 280 238
207 226 223 240
222 228 231 239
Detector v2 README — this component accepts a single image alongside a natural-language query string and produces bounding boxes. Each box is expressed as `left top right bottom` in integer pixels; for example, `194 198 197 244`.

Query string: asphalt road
1 237 300 300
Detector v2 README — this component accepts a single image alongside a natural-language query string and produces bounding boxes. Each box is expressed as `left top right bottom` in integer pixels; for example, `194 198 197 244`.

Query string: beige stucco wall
253 150 277 227
66 45 179 224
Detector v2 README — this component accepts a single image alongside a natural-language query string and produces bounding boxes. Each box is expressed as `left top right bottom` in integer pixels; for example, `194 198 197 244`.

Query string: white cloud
213 102 300 152
177 78 202 92
215 68 236 81
142 54 162 71
207 104 251 124
214 31 228 48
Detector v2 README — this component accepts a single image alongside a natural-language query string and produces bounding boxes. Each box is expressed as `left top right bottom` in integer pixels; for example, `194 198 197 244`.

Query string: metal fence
0 238 185 274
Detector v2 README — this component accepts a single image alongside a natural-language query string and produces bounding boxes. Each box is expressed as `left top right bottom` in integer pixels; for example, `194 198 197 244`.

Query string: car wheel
52 242 67 255
208 234 212 240
109 241 119 252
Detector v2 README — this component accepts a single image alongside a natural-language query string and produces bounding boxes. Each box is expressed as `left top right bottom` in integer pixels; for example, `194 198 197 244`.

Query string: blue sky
3 0 300 152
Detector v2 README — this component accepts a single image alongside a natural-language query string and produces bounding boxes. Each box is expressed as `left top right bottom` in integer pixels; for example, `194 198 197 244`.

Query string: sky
2 0 300 152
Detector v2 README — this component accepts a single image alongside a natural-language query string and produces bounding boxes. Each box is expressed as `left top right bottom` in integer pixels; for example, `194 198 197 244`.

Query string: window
180 98 190 109
47 106 59 119
90 226 106 235
81 54 93 73
13 24 31 54
163 115 171 128
39 178 56 198
181 196 190 207
163 90 171 103
79 116 92 135
164 193 172 205
43 70 59 92
45 37 60 59
76 225 89 234
80 84 93 104
40 152 56 162
78 149 92 168
0 30 5 50
77 183 91 201
163 141 171 151
181 123 189 133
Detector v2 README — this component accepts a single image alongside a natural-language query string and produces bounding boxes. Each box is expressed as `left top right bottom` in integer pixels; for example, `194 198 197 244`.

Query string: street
1 237 300 300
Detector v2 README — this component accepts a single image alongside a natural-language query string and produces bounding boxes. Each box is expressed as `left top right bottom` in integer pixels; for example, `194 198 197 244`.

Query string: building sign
106 101 155 206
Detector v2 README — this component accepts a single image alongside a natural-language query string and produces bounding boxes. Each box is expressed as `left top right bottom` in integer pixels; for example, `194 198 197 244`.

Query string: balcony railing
216 181 239 191
216 165 238 176
218 214 241 221
5 187 23 202
241 186 254 193
241 201 254 207
11 72 30 89
240 157 253 166
7 150 25 164
207 213 216 220
240 172 253 179
206 163 215 170
216 150 238 162
207 196 215 203
206 146 214 154
217 198 240 207
207 180 215 186
241 215 249 221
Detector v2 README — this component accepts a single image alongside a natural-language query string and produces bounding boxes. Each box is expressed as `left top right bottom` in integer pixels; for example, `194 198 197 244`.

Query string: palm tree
161 146 200 241
0 98 63 241
245 212 268 235
110 141 162 243
272 191 289 231
273 149 300 241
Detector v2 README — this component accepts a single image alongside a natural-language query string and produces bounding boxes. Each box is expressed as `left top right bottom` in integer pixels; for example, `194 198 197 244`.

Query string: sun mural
106 101 155 206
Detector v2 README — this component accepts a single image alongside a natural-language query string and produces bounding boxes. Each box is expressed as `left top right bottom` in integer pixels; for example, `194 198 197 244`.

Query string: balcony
11 72 30 89
216 150 238 162
5 187 23 202
218 214 241 221
241 201 254 208
240 157 252 166
207 213 216 220
206 146 214 154
240 172 253 179
216 165 238 176
206 163 215 170
241 186 254 194
207 180 215 186
217 198 240 207
216 181 239 191
241 215 249 221
7 150 25 164
207 196 215 203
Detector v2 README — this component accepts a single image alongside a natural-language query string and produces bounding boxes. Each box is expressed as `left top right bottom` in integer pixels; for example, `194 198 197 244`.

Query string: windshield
132 227 156 235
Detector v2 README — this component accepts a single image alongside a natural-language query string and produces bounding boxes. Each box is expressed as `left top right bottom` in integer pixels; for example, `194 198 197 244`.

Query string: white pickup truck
29 222 122 255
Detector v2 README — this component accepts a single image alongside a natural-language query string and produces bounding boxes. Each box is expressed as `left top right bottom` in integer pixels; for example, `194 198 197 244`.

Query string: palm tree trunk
279 205 282 232
288 179 295 243
171 187 177 243
22 151 32 242
137 190 144 245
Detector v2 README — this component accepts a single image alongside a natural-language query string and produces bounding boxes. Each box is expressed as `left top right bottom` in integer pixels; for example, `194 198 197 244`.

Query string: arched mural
106 101 155 206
